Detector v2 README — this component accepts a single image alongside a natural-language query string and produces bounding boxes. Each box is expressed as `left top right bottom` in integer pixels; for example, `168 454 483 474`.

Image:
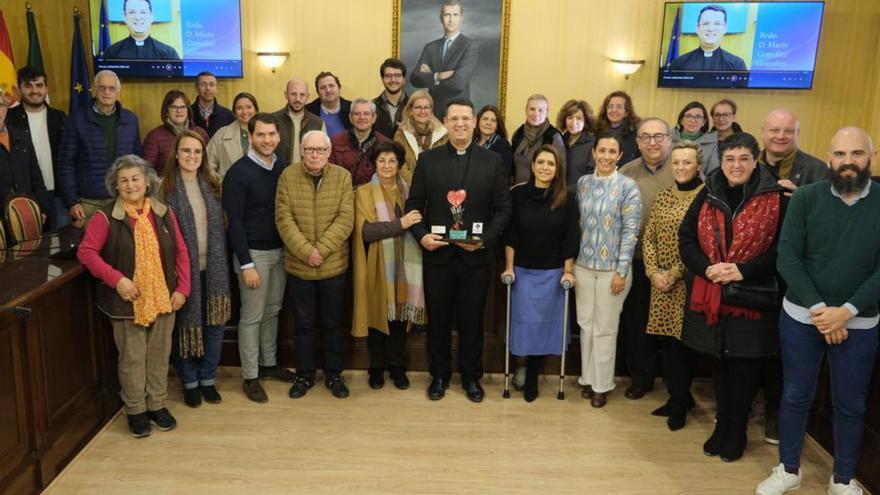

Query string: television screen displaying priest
668 4 746 71
103 0 181 61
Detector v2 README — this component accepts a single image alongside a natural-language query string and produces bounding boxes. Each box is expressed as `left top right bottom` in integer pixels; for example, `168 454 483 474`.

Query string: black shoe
463 380 485 403
288 375 315 399
720 428 747 462
523 362 539 402
259 365 296 382
763 415 780 445
703 421 727 457
581 385 594 399
199 385 222 404
427 376 447 400
654 395 696 417
243 378 268 403
148 408 177 431
389 366 410 390
368 368 385 389
667 408 687 431
183 387 202 408
326 376 350 399
127 412 151 438
625 385 650 400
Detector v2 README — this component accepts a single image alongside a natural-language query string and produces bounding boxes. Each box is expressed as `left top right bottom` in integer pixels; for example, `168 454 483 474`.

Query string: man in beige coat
276 130 354 399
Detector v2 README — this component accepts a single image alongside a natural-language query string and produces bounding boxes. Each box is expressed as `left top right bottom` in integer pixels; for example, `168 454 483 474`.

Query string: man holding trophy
405 98 512 402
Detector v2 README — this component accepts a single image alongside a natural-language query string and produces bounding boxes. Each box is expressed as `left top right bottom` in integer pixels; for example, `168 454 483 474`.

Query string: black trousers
759 357 783 418
713 356 765 440
367 320 408 369
288 273 346 380
423 257 490 382
620 258 660 389
660 335 695 412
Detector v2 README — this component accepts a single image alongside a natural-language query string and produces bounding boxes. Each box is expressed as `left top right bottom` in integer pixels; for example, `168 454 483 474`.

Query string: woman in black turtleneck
641 141 704 432
500 144 579 402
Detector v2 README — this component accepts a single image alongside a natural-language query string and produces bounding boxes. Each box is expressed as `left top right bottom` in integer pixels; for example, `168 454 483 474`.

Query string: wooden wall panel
0 315 38 495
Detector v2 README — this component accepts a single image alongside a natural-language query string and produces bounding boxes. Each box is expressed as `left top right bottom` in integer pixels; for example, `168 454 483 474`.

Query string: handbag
710 215 778 312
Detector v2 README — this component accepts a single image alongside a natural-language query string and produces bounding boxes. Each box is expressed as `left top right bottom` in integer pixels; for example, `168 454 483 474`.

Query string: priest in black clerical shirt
102 0 180 60
668 4 746 71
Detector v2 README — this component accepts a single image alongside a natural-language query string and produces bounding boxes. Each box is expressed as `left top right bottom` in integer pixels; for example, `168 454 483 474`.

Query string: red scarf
689 191 780 324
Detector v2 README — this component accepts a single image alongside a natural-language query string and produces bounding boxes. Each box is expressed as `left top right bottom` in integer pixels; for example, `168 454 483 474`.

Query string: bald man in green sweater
757 127 879 495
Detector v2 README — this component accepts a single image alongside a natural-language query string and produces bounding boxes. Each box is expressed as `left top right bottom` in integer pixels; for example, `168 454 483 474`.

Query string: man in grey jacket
759 108 829 195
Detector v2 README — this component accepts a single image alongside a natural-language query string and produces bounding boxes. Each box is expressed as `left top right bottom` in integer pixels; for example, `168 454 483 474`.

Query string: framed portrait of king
393 0 510 119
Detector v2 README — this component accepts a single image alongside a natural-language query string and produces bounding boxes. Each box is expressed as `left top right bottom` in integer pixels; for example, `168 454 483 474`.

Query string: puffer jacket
57 101 141 207
275 162 354 280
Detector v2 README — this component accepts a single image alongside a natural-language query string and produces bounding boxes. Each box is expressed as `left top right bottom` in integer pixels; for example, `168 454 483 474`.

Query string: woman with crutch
500 144 579 402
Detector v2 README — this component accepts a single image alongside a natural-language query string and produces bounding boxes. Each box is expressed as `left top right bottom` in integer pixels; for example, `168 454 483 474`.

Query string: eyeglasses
303 147 329 155
637 133 670 143
351 111 374 118
383 73 404 80
412 105 432 112
712 112 734 119
682 114 706 122
170 105 188 111
96 85 119 93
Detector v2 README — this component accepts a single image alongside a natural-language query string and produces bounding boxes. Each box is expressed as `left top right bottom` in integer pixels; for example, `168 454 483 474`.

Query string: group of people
1 52 877 495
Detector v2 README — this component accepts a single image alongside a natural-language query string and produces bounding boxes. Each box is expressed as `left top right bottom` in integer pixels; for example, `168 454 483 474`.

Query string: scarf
479 133 500 150
166 172 231 358
413 123 432 152
679 130 702 141
125 198 173 326
689 191 780 324
165 119 190 136
369 174 426 324
515 120 550 157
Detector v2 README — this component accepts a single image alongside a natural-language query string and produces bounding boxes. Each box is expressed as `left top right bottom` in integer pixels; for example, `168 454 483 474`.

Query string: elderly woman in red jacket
78 154 190 438
142 90 209 175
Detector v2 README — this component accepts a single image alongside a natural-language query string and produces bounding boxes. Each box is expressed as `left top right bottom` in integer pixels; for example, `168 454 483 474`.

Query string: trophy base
440 236 482 245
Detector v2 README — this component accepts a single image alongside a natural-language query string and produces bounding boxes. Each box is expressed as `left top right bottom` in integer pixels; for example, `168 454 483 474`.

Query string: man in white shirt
7 66 67 229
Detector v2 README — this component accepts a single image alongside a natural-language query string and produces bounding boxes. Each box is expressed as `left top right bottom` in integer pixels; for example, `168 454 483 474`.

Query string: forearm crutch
502 273 514 399
557 279 573 400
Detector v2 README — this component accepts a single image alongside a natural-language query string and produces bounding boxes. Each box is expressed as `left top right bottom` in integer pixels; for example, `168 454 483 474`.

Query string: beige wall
5 0 880 157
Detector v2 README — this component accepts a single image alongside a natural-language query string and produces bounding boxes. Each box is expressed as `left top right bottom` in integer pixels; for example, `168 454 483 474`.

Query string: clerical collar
702 48 717 57
135 38 146 47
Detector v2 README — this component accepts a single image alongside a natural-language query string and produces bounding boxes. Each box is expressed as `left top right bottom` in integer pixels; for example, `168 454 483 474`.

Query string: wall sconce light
257 52 289 73
611 58 645 79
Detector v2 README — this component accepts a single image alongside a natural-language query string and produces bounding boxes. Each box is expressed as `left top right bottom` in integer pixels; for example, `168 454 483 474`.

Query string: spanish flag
0 9 18 106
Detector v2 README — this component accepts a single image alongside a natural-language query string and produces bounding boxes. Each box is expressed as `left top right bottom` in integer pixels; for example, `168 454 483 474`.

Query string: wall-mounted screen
90 0 243 78
658 2 825 89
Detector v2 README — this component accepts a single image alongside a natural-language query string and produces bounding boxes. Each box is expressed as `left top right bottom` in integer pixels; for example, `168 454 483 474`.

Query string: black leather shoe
259 365 296 382
148 408 177 431
462 380 485 403
427 377 447 400
288 375 314 399
183 387 202 408
389 366 410 390
127 412 151 438
326 376 350 399
199 385 222 404
625 385 647 400
243 379 268 403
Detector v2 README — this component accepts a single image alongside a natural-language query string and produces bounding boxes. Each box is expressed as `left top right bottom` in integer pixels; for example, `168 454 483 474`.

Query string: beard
831 163 871 195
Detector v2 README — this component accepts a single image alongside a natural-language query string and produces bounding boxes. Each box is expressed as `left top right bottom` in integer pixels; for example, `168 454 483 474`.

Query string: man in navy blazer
410 0 480 120
405 98 512 403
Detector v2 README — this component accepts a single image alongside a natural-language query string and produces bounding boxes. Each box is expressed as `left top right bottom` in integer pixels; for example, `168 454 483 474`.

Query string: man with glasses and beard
373 58 409 139
757 127 879 495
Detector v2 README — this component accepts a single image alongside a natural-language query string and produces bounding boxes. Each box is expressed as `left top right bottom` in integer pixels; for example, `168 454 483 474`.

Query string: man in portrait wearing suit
410 0 480 119
668 4 746 71
405 98 512 403
103 0 180 60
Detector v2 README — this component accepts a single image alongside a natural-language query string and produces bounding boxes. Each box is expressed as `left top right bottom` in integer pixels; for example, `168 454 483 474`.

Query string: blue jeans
778 310 878 478
288 273 346 380
171 271 226 389
172 325 224 389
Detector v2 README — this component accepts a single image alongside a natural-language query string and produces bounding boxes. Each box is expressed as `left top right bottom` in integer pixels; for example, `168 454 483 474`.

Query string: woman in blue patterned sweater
574 130 642 408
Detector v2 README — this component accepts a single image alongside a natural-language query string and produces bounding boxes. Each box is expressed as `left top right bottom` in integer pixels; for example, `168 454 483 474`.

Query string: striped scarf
124 198 172 326
369 174 426 324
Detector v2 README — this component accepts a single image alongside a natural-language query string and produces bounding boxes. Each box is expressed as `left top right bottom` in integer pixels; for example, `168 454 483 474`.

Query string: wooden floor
47 368 840 495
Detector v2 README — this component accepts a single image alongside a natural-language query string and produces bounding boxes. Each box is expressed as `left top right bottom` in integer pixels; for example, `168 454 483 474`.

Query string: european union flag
665 7 681 68
69 10 91 116
98 0 111 57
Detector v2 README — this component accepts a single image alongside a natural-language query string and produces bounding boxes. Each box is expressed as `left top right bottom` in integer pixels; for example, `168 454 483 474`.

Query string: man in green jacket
275 130 354 400
757 127 879 495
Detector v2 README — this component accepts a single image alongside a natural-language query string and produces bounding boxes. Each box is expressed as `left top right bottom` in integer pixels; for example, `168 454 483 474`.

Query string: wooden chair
5 194 43 245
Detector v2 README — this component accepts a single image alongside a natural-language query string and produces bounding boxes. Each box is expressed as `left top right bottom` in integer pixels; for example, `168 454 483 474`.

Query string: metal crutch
502 273 514 398
557 278 573 400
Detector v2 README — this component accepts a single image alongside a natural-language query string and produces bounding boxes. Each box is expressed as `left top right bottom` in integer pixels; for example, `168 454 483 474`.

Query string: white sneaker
827 476 863 495
755 464 801 495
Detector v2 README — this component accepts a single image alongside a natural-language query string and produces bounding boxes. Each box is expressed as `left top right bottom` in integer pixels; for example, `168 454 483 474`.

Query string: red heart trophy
446 189 468 240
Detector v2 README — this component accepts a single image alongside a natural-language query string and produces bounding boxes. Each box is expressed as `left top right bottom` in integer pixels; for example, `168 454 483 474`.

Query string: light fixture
611 58 645 79
257 52 289 73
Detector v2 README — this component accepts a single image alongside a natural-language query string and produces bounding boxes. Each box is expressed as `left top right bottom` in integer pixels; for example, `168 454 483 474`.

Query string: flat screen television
90 0 243 78
657 2 824 89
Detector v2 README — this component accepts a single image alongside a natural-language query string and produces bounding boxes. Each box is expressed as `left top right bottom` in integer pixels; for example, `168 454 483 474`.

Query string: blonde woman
393 90 447 183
